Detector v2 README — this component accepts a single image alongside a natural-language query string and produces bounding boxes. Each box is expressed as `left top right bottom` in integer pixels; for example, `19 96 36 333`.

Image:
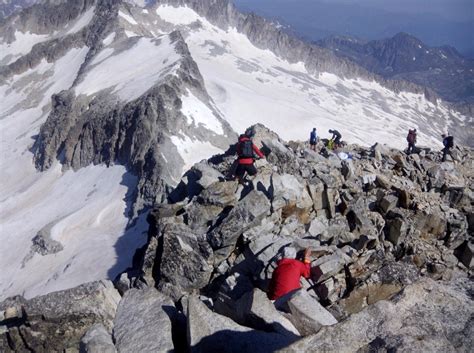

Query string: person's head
244 128 254 138
414 129 417 132
282 247 297 259
313 128 316 132
441 134 446 138
328 129 333 134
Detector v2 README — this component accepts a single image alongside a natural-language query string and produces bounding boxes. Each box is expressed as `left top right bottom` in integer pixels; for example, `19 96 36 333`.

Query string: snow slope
0 41 148 301
154 5 468 149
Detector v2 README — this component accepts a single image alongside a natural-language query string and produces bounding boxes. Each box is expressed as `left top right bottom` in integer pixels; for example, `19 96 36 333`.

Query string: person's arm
253 144 265 159
300 248 312 279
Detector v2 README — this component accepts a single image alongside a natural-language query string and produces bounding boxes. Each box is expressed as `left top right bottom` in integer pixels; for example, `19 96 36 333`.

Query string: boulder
187 295 296 353
158 222 214 297
113 288 175 353
286 290 337 336
233 288 300 337
0 281 120 352
379 194 398 214
271 173 313 210
280 276 474 352
386 218 407 245
455 241 474 269
80 324 116 353
208 190 271 263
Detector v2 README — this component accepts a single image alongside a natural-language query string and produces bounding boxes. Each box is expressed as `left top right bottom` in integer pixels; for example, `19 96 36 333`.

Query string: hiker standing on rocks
406 128 417 155
309 128 318 151
268 247 312 302
328 129 342 148
441 133 454 162
235 129 265 184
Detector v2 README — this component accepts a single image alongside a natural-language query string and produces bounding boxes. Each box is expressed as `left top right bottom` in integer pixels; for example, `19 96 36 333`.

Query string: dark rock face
0 280 120 352
317 32 474 104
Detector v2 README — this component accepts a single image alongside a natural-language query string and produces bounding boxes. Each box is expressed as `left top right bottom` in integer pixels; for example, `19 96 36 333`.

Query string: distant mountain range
317 32 474 104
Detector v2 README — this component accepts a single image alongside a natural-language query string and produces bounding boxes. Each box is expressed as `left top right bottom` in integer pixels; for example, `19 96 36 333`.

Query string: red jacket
268 258 311 300
237 136 264 165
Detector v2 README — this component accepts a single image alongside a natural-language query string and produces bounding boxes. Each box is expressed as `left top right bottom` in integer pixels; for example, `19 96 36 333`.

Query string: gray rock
158 222 214 297
113 288 174 353
187 295 296 353
208 190 271 263
80 324 116 353
235 288 300 337
286 290 337 336
379 194 398 214
281 276 474 352
455 241 474 269
386 218 407 245
0 280 120 352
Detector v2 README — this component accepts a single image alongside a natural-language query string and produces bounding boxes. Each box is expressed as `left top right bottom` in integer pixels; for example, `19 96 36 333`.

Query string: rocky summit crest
1 124 472 352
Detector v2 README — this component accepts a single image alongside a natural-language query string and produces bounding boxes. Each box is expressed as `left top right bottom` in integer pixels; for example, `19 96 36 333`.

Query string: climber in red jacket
268 247 312 301
234 129 264 183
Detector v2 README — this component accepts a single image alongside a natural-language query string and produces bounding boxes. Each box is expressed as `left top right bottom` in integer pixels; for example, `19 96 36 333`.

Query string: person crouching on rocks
268 247 312 308
235 129 265 184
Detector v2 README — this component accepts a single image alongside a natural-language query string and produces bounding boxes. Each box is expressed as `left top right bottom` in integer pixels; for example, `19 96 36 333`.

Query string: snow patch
75 36 181 102
181 89 224 134
66 6 95 34
156 5 201 25
102 32 116 46
119 10 138 25
0 31 49 64
170 134 223 175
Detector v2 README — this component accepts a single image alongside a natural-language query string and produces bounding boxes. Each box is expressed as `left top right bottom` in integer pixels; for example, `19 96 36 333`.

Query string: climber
309 128 318 151
234 128 265 183
268 247 312 301
406 128 417 155
441 133 454 162
328 129 342 149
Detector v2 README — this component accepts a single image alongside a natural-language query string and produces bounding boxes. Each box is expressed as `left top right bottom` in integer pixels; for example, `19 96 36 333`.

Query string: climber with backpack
441 133 454 162
309 128 318 151
234 128 265 183
406 128 417 155
328 129 342 149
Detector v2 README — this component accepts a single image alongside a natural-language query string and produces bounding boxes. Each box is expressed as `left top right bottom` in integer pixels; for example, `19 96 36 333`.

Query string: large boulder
187 295 297 353
0 280 120 352
280 276 474 352
113 288 175 353
158 222 214 297
286 290 338 336
80 324 116 353
208 190 271 263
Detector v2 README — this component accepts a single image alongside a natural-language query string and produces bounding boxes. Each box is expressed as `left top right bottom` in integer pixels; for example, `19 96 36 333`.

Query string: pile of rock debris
1 124 473 352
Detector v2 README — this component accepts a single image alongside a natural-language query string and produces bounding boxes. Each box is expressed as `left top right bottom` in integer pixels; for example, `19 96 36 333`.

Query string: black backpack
239 139 254 158
446 136 454 148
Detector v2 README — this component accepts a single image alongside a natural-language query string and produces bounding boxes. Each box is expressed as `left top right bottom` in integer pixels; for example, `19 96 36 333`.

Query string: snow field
0 46 147 301
155 5 466 150
75 35 182 102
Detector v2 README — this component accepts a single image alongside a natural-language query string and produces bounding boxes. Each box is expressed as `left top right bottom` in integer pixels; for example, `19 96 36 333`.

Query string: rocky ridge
317 32 474 104
1 124 472 352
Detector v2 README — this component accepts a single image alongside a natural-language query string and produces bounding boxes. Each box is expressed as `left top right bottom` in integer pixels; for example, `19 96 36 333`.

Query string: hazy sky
233 0 474 56
322 0 474 21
